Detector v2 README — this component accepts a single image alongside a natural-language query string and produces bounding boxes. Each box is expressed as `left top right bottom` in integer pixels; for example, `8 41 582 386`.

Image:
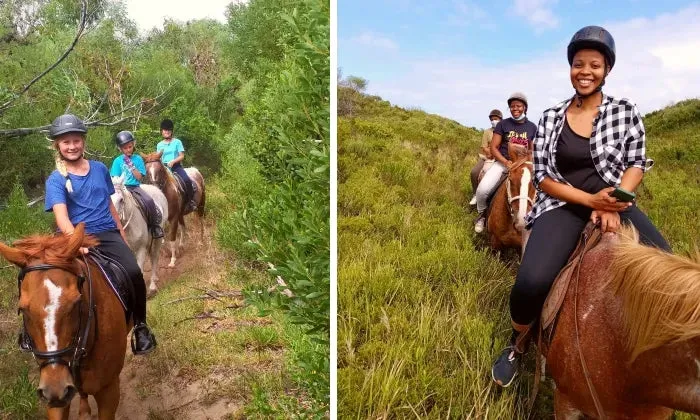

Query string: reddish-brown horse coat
142 153 205 267
486 156 534 253
0 224 129 420
545 232 700 419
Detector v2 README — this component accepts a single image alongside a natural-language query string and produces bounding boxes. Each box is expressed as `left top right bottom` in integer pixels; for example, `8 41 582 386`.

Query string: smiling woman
491 26 674 416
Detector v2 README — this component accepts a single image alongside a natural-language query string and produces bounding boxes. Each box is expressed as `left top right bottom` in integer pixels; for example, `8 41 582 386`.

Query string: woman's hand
167 161 174 168
590 210 621 233
588 187 631 212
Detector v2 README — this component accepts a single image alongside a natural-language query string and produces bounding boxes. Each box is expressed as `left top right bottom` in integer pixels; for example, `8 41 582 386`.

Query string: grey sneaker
491 346 521 387
474 215 486 233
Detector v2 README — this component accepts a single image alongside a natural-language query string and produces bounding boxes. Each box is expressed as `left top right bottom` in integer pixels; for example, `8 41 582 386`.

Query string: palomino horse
142 152 205 268
486 145 534 254
0 223 129 420
545 225 700 418
111 176 168 296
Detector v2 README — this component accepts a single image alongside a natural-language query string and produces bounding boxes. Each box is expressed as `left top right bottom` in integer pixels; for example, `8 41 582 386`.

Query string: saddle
126 186 162 228
87 248 135 323
172 171 197 198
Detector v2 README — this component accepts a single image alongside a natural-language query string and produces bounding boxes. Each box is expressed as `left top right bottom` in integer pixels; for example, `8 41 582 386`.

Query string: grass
338 89 700 418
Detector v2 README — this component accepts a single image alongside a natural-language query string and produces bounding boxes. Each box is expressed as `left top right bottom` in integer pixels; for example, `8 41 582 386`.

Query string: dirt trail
69 222 242 420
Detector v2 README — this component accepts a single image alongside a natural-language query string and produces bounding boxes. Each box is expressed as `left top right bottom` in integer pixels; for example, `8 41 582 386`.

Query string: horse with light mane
544 225 700 418
142 152 205 268
486 144 535 255
0 223 129 419
111 176 168 296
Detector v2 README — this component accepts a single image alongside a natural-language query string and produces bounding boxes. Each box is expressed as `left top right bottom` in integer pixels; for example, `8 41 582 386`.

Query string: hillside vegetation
337 86 700 418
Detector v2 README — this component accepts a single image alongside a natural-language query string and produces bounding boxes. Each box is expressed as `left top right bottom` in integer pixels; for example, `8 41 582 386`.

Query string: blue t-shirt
110 154 146 187
494 117 538 160
45 160 117 234
156 138 185 165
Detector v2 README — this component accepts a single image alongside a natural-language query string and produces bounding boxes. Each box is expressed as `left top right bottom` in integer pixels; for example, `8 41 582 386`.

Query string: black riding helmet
49 114 87 139
115 131 135 147
567 25 616 69
160 119 174 131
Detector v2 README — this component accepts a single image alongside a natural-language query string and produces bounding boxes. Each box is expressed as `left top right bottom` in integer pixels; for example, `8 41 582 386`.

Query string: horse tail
197 188 206 218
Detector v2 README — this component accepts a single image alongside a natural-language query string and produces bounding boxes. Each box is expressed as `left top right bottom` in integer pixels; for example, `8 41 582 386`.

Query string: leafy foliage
214 0 330 410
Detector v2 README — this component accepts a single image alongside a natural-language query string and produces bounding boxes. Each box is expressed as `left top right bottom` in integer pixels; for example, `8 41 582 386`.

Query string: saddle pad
173 172 197 196
541 222 602 332
87 250 135 323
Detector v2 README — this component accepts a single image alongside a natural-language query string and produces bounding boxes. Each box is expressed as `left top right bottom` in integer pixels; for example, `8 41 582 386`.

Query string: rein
573 231 606 419
17 257 95 390
117 186 136 230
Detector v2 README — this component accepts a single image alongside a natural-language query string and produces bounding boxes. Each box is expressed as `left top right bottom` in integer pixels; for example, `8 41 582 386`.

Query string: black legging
171 162 194 204
92 230 146 324
510 203 671 326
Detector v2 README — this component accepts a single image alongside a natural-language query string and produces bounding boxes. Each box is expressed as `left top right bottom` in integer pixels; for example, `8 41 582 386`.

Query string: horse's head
0 224 98 407
142 151 166 188
506 158 535 232
110 175 127 214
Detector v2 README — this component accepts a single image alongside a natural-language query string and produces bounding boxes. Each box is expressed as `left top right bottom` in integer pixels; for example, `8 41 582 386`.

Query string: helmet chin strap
575 69 609 108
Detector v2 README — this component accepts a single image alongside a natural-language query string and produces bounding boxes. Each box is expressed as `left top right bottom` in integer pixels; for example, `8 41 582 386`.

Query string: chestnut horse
142 152 205 268
545 225 700 418
486 154 535 255
0 223 129 420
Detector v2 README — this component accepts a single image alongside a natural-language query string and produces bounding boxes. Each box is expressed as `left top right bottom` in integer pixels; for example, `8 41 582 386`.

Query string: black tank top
556 119 609 194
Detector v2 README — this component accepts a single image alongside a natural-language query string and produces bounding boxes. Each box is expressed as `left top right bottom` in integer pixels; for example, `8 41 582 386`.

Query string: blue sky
339 0 700 127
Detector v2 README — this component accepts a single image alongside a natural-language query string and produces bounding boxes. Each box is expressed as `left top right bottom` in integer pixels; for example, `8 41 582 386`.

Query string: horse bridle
17 257 94 390
505 160 535 222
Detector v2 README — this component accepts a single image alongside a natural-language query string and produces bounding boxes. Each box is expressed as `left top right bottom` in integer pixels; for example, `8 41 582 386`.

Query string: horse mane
609 225 700 362
12 233 99 274
141 152 161 163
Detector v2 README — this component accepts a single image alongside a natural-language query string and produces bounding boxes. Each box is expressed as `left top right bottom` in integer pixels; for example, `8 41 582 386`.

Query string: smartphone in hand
610 187 636 202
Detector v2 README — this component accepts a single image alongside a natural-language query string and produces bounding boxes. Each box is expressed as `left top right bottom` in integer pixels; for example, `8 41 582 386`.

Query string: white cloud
447 0 490 28
513 0 559 32
123 0 247 33
350 31 399 51
366 4 700 128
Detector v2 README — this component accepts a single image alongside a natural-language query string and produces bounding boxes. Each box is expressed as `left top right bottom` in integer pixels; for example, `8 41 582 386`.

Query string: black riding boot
131 323 157 355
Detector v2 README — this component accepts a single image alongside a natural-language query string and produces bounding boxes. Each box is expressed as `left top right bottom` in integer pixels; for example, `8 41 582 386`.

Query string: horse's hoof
147 286 158 298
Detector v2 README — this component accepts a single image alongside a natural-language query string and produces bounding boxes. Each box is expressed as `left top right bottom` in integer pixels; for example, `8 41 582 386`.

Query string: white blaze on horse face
517 168 532 227
43 278 63 351
149 166 157 184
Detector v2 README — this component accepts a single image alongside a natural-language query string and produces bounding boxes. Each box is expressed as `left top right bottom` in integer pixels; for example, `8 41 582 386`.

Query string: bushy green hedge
213 0 330 412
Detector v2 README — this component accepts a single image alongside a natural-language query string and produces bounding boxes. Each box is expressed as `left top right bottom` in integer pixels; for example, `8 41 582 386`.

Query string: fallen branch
174 311 223 326
165 288 242 305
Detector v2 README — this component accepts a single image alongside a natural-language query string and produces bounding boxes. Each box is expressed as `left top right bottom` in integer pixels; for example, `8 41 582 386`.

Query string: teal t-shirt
110 154 146 187
156 138 185 164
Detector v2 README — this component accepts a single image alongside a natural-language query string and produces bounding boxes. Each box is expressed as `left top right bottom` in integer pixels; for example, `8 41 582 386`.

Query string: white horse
111 176 169 296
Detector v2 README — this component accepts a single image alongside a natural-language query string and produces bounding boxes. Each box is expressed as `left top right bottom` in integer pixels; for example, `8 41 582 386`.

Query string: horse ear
0 242 27 268
66 223 86 256
156 150 163 158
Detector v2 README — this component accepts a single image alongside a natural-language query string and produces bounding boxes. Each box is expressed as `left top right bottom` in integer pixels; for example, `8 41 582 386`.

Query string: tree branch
0 84 175 139
0 0 89 114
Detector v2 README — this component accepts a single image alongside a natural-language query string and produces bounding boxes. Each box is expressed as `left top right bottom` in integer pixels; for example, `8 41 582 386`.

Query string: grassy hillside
337 88 700 419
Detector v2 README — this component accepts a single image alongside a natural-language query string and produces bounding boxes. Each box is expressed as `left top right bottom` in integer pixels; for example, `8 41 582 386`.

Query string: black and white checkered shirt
525 94 653 228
